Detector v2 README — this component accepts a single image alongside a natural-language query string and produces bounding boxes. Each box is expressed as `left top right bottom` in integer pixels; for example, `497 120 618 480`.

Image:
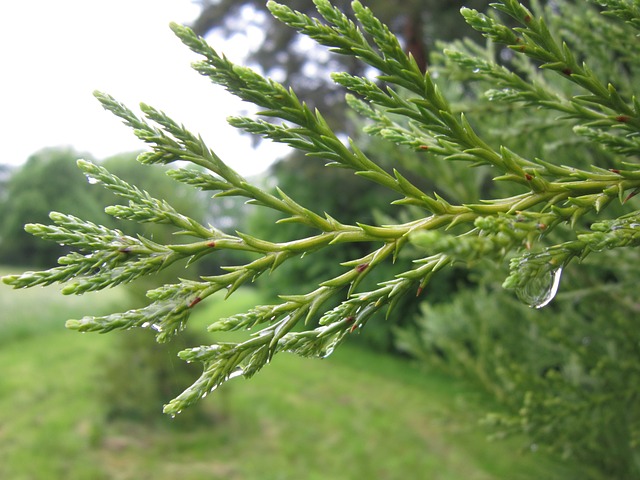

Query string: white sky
0 0 288 176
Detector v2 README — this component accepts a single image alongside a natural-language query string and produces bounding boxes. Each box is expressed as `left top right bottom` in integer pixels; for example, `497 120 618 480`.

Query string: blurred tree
192 0 488 130
0 148 211 270
0 148 216 421
0 148 216 423
0 148 108 267
0 164 12 200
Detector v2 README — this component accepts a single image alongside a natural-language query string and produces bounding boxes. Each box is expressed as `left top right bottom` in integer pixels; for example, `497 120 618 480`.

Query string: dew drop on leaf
227 367 244 380
320 345 336 359
319 331 347 359
515 267 563 309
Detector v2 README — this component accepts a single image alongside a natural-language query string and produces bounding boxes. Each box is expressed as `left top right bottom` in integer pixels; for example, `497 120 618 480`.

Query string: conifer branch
596 0 640 31
2 0 640 416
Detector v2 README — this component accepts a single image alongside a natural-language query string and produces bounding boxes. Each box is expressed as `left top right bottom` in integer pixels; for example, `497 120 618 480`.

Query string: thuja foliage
394 2 640 475
3 0 640 429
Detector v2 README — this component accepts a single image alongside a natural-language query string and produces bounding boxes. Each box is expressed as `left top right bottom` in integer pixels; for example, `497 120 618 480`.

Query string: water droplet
319 331 347 359
515 267 563 309
197 368 245 401
85 175 100 185
320 345 336 359
500 48 514 62
472 68 481 73
227 367 244 380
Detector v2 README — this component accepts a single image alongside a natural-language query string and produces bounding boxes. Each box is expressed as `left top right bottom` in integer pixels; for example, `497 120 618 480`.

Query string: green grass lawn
0 275 591 479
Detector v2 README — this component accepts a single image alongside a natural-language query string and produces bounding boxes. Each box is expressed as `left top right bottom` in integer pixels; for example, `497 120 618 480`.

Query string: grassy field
0 270 590 479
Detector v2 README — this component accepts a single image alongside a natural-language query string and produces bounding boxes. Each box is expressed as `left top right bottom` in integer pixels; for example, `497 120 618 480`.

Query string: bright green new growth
3 0 639 415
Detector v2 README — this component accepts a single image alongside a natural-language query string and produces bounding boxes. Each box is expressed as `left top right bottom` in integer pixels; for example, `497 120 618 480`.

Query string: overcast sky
0 0 287 176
